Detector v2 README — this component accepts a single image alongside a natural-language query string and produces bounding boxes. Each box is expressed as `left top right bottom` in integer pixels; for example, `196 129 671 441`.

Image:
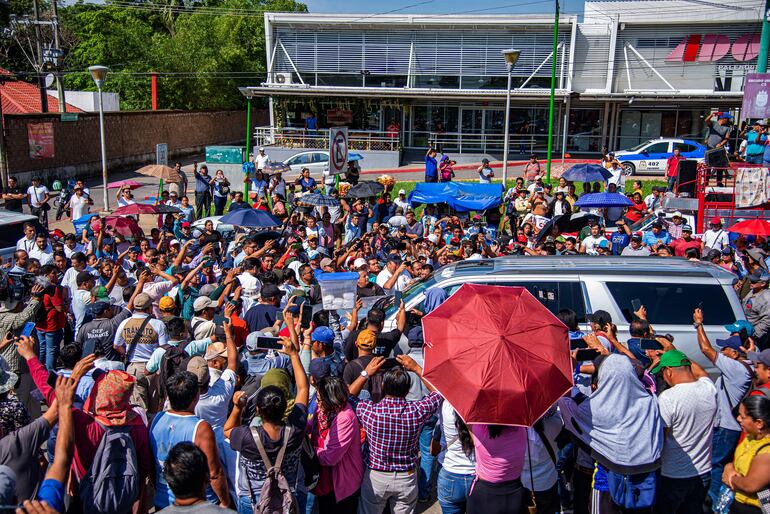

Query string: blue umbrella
219 209 282 228
347 152 364 162
562 163 613 183
574 192 633 208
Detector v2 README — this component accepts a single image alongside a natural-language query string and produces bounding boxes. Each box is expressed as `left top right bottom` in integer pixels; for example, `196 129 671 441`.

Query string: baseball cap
724 319 755 337
245 332 264 352
193 296 215 312
93 286 110 300
722 247 733 255
748 349 770 367
652 221 664 229
320 257 333 268
186 356 210 386
312 326 335 345
555 235 566 243
758 120 768 127
588 310 612 326
204 342 228 361
259 146 265 151
631 234 642 242
307 233 318 240
398 189 406 195
261 284 285 299
482 158 490 164
710 216 722 225
682 224 693 232
715 335 743 351
356 329 377 350
307 250 320 260
746 247 768 264
91 300 112 316
169 239 180 247
651 349 692 374
159 296 176 312
353 257 367 269
387 254 402 264
598 240 610 249
718 113 734 120
170 265 187 276
309 358 332 382
134 293 152 310
749 270 770 283
181 221 191 228
428 234 439 244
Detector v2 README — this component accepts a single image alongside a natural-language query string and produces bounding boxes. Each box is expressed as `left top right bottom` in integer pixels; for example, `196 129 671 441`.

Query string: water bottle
713 485 734 514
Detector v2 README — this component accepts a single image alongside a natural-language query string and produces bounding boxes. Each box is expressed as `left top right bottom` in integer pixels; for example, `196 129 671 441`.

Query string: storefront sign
326 108 353 126
156 143 168 166
742 73 770 119
329 127 348 174
666 33 760 63
27 122 54 160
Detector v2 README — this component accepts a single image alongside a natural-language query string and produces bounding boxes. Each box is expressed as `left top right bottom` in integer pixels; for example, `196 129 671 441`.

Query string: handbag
606 469 657 510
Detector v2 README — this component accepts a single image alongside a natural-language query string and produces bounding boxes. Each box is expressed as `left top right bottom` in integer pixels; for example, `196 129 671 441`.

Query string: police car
614 138 706 175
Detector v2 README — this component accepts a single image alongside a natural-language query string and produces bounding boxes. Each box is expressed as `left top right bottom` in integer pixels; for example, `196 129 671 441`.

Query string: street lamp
88 65 110 211
500 49 520 188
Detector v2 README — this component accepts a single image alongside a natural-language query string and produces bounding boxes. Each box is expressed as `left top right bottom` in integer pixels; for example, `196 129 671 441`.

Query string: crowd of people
0 148 768 514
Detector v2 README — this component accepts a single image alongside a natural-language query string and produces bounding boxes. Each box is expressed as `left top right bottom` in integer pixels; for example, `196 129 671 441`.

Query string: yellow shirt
734 434 770 507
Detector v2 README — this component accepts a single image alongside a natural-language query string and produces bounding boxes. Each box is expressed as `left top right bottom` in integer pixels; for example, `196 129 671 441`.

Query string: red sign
326 109 353 126
28 122 55 160
666 33 760 63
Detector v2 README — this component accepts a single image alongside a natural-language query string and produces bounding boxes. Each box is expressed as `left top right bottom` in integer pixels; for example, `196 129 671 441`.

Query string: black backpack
80 422 139 514
158 342 191 398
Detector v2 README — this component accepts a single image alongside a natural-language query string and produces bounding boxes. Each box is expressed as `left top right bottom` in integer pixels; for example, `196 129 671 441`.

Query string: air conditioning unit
274 72 293 85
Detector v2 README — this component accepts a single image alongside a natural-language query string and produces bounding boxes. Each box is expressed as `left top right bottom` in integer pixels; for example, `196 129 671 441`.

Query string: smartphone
570 338 588 350
393 290 403 306
575 348 600 361
300 306 313 330
20 322 36 339
639 338 663 351
255 336 283 351
381 357 400 370
631 298 642 313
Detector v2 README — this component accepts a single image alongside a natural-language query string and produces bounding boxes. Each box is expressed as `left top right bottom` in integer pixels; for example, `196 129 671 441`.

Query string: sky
302 0 587 17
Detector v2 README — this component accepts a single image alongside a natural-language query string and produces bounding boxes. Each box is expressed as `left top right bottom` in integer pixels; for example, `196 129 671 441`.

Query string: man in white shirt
62 252 95 298
71 271 95 337
254 147 270 171
28 233 53 265
237 258 262 313
62 234 85 259
376 255 412 293
579 224 609 255
26 176 50 226
16 223 37 254
702 217 730 252
652 349 717 514
394 189 410 212
644 186 664 212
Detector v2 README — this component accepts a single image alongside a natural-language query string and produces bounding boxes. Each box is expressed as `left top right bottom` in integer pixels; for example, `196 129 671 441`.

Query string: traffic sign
156 143 168 166
328 127 348 175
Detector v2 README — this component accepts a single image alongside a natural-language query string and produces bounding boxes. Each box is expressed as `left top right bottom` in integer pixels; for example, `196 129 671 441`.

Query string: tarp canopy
408 182 503 212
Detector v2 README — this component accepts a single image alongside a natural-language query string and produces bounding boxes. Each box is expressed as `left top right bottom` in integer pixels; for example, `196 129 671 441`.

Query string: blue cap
308 358 332 381
311 326 334 345
723 320 754 337
598 239 610 249
718 113 734 120
715 335 743 351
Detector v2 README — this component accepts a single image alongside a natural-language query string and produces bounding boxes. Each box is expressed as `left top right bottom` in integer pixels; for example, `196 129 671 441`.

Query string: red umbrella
113 203 163 216
422 284 572 427
102 216 143 238
107 179 144 190
728 219 770 237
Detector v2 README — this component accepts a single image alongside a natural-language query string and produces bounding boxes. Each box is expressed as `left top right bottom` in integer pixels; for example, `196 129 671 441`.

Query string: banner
742 73 770 119
27 122 55 159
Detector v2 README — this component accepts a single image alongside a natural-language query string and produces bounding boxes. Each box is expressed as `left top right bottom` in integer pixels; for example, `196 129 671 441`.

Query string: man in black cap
243 284 284 332
376 255 411 293
477 158 494 184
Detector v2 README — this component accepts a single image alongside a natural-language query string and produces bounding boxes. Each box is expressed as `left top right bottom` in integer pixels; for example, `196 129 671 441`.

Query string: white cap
353 257 367 269
169 239 180 246
193 296 215 312
398 189 406 195
673 211 683 218
427 234 439 244
258 147 265 151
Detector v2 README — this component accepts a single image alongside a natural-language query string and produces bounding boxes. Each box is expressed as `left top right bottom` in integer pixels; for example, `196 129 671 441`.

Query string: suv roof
438 256 735 281
0 209 37 224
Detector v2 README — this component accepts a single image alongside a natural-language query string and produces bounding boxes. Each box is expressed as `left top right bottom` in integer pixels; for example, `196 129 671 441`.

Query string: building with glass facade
242 0 767 160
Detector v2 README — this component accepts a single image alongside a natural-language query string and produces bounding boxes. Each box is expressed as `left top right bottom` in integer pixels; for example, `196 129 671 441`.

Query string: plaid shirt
356 391 441 471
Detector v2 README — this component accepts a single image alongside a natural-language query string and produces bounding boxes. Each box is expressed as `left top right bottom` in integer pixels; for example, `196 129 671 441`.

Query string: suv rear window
606 282 734 325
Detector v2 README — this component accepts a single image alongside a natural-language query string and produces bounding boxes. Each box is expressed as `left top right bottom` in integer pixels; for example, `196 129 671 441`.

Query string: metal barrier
254 126 399 151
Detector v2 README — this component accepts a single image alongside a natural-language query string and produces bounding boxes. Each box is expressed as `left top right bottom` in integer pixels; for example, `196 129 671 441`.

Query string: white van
382 256 745 373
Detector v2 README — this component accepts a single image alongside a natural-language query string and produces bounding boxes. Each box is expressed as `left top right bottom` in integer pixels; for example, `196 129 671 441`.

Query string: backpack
249 427 298 514
158 342 191 398
79 422 140 514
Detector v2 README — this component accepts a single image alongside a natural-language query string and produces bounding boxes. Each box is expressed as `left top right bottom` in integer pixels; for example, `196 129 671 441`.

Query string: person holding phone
34 265 66 371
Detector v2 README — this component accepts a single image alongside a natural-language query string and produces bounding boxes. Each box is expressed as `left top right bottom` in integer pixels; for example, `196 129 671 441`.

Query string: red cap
181 221 191 228
710 217 721 225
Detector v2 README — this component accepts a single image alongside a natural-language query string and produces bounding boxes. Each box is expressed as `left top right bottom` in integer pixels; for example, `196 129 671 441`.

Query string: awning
408 182 503 212
239 85 571 101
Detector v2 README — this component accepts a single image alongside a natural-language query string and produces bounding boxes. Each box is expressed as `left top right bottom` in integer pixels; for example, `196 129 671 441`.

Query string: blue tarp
407 182 503 212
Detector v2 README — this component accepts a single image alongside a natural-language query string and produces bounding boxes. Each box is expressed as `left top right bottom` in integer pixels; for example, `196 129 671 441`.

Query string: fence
254 126 399 152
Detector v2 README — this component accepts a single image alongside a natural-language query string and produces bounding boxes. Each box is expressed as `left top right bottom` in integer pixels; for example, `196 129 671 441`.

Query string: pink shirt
315 404 364 502
470 425 526 483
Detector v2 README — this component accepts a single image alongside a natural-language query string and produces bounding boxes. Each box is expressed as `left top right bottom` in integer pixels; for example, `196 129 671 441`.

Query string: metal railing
425 131 603 154
254 126 399 151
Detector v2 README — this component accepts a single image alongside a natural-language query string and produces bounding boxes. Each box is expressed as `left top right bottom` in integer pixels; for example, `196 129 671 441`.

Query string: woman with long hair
310 375 363 513
722 395 770 514
435 401 475 514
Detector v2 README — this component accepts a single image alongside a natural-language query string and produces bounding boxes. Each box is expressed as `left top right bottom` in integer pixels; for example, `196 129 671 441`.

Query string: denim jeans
238 495 256 514
746 154 764 165
214 195 228 216
667 176 677 192
709 427 741 505
36 328 63 371
437 468 475 514
418 414 438 500
654 473 710 514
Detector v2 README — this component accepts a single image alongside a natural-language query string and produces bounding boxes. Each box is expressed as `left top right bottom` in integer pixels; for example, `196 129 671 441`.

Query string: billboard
27 122 55 160
742 73 770 119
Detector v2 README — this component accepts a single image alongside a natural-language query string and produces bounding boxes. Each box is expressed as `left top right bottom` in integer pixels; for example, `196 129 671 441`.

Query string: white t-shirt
72 289 92 337
521 409 563 491
113 314 169 363
195 368 236 432
27 185 49 208
479 167 493 184
394 198 410 212
70 194 89 219
702 229 729 251
582 235 608 255
376 268 411 293
438 401 475 475
658 377 718 478
255 153 270 170
63 243 85 259
28 246 53 265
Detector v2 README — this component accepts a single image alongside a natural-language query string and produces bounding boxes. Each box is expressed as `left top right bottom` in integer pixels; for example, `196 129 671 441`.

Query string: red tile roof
0 68 82 114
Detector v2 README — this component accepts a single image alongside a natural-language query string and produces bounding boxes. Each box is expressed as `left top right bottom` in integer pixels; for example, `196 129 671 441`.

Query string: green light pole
757 0 770 73
244 97 252 204
545 0 559 184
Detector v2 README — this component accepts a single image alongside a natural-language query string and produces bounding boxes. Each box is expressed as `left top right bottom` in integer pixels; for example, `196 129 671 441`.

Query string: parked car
381 256 743 375
0 209 47 263
283 151 330 174
615 138 706 175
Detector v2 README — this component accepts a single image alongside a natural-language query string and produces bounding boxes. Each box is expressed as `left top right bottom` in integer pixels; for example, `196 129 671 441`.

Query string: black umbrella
345 181 384 199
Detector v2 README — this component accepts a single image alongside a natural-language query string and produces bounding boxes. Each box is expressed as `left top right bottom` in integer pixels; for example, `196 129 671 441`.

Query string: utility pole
0 85 8 189
31 0 48 113
757 0 770 73
50 0 66 112
545 0 559 183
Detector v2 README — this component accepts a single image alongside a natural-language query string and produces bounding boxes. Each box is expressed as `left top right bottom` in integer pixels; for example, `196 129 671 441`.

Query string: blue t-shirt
425 156 438 179
306 116 317 130
610 233 630 255
641 230 671 247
